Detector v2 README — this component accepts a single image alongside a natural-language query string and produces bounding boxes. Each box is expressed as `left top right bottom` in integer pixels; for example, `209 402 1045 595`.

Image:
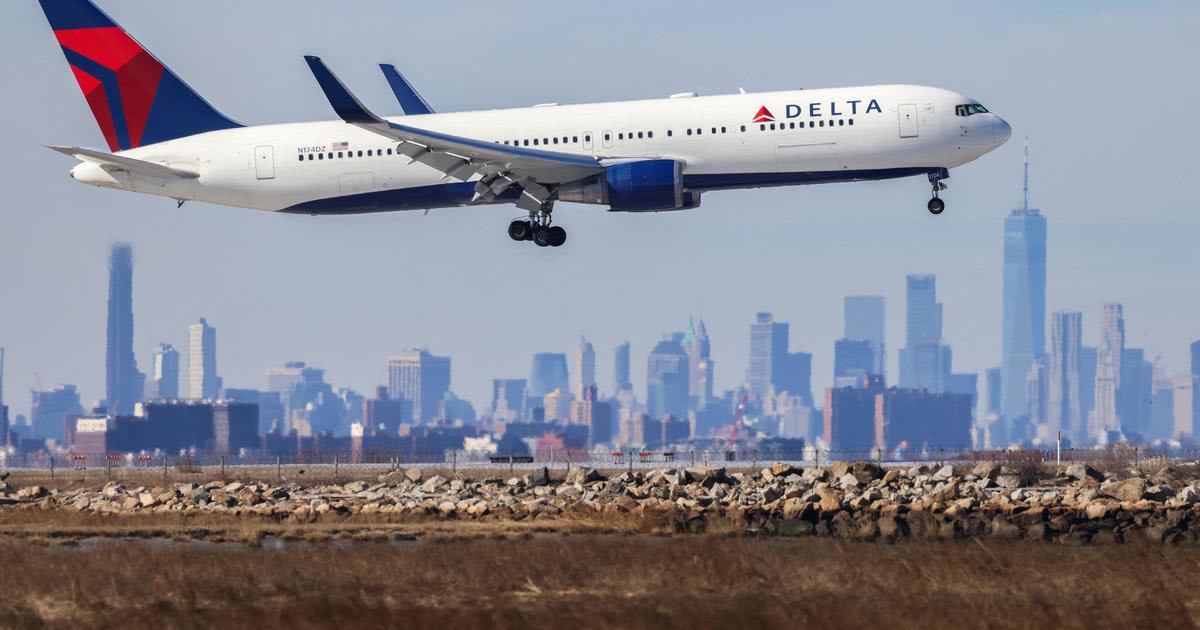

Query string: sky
1 0 1198 418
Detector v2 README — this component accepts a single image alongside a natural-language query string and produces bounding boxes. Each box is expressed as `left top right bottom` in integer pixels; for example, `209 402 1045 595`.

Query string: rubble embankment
5 462 1200 543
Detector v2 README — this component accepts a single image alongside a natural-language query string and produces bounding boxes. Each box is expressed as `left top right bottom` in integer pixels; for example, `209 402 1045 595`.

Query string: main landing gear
927 168 949 215
508 212 566 248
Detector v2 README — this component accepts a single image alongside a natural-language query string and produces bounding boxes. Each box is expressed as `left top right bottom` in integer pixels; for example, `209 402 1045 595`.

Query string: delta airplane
40 0 1011 248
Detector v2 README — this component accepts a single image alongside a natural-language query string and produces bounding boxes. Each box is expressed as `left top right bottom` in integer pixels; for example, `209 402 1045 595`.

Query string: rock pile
5 462 1200 543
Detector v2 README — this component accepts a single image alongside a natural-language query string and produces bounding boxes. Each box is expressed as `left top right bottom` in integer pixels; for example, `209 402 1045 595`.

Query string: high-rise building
105 244 144 414
1170 374 1193 441
683 318 715 411
387 350 451 423
748 312 810 403
843 296 886 378
1117 348 1153 439
530 353 569 400
1026 360 1047 438
569 385 613 446
614 341 632 392
543 388 570 423
572 337 596 398
647 337 689 420
1046 311 1083 441
1000 143 1047 424
148 343 180 400
187 318 221 400
748 312 788 397
30 384 83 442
1192 341 1200 440
1079 346 1098 428
834 339 875 385
490 379 527 422
899 275 952 393
1089 304 1124 442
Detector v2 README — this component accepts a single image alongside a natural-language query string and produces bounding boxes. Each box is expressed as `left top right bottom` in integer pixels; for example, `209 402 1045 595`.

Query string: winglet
380 64 435 116
304 56 384 125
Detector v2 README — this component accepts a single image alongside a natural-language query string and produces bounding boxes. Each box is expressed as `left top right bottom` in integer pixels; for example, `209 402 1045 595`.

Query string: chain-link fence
4 445 1199 485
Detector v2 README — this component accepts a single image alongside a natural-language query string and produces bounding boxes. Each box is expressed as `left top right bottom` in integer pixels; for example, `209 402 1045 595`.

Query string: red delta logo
752 106 775 123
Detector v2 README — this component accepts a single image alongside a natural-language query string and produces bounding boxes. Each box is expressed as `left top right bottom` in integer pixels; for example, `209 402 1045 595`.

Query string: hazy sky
1 0 1198 417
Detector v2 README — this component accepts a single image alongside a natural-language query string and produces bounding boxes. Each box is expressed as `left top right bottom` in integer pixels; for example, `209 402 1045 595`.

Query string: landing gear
927 168 949 216
509 212 566 248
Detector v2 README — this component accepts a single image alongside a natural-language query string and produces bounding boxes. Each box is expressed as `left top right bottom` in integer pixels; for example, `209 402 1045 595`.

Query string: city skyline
1 1 1198 425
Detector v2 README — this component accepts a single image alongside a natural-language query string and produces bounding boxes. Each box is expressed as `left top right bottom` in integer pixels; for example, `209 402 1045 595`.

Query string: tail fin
38 0 241 151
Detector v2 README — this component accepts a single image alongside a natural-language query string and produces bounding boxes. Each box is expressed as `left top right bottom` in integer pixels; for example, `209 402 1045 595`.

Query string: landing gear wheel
508 219 533 241
927 197 945 215
548 226 567 247
533 227 553 247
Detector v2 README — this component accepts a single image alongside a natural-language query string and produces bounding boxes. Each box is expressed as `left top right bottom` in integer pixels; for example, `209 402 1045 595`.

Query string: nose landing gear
927 168 949 215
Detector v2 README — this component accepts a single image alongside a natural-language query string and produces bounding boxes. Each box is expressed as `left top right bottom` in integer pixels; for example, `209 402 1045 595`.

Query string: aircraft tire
927 198 945 215
533 227 553 247
508 219 532 241
548 226 567 247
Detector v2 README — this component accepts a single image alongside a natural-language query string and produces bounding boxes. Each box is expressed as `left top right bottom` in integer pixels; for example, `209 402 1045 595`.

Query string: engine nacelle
558 159 699 212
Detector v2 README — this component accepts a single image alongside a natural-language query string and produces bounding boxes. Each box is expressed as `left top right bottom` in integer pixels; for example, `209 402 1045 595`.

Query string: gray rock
932 465 955 480
995 474 1022 489
420 476 447 493
1101 477 1147 503
1064 463 1104 483
405 468 423 483
971 462 1000 481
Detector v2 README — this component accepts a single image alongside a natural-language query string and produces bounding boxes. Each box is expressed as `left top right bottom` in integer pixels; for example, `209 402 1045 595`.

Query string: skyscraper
1089 304 1124 442
647 337 689 420
387 350 451 423
614 342 632 392
105 244 144 414
490 379 527 422
530 353 569 399
834 339 875 385
572 337 596 398
1192 341 1200 439
188 318 221 400
899 275 952 393
30 384 83 442
1000 142 1047 423
149 343 180 400
683 317 714 410
1046 311 1083 441
1118 348 1153 439
748 312 789 397
843 296 886 378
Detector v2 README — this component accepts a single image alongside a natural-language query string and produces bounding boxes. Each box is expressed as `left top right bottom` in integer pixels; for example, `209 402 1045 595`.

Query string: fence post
276 453 282 481
452 451 457 475
509 455 514 478
690 449 696 467
1134 447 1139 469
106 456 112 480
939 447 945 467
876 448 882 467
220 455 226 479
50 456 55 480
334 454 340 479
163 455 169 481
566 451 572 477
815 448 820 470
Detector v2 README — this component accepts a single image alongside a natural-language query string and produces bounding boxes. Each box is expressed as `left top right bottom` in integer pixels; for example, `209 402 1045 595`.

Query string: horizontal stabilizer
380 64 435 115
48 145 199 179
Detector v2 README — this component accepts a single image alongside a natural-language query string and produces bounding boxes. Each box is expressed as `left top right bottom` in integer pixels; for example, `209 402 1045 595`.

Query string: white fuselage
70 84 1010 214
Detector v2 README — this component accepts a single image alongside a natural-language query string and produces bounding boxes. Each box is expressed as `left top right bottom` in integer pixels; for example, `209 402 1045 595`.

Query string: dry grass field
1 536 1198 629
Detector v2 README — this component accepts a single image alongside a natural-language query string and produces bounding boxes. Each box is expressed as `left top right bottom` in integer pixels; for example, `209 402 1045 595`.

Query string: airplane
39 0 1011 248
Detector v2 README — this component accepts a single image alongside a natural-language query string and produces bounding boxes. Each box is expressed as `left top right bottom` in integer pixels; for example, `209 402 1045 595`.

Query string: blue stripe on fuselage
280 167 938 215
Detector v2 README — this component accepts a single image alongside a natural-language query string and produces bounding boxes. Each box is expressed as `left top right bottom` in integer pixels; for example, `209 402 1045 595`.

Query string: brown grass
0 536 1198 629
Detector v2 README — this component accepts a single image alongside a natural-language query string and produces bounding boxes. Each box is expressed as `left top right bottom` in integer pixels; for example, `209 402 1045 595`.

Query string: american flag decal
332 141 350 151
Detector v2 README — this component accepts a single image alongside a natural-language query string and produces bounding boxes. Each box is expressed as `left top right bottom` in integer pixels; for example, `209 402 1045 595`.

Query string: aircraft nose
994 116 1013 147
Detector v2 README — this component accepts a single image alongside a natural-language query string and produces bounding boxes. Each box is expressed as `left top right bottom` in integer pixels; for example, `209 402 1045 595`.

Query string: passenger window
553 138 559 144
760 124 765 131
573 136 579 143
687 129 692 136
585 134 591 142
357 151 363 157
721 127 727 133
668 130 673 137
711 127 716 134
337 152 343 158
770 123 776 130
697 128 703 135
298 155 304 162
318 154 324 160
848 119 854 126
638 132 644 139
648 131 653 139
618 133 624 140
308 154 314 161
604 133 611 141
839 119 845 126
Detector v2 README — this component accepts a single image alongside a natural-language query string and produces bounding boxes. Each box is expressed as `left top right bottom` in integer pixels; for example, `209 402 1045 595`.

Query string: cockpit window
955 104 990 117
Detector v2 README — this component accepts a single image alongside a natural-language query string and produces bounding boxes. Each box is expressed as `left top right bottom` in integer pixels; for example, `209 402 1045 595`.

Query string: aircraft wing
48 146 199 179
380 64 436 116
305 56 603 209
